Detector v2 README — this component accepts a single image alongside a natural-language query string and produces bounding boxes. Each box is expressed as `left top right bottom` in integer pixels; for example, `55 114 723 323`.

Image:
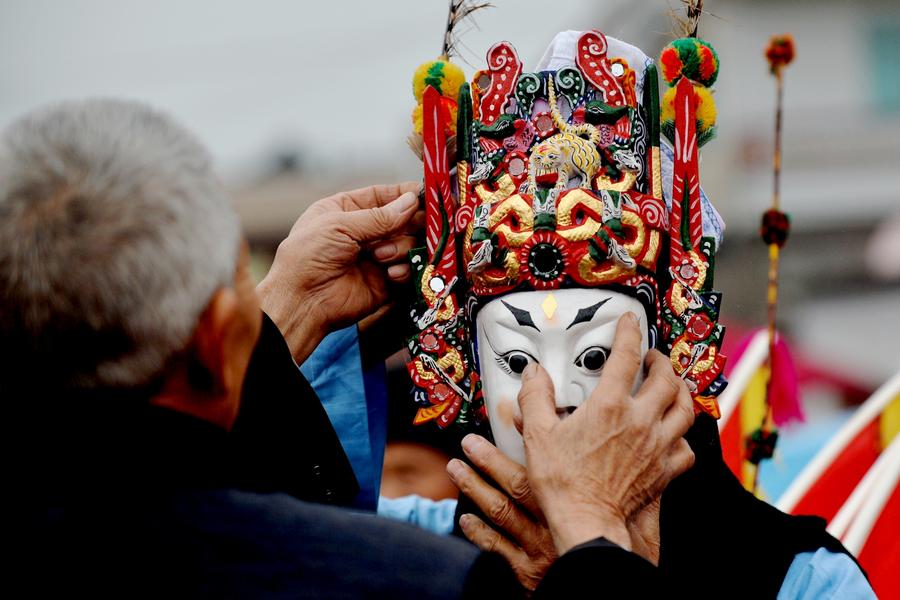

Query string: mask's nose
554 379 585 419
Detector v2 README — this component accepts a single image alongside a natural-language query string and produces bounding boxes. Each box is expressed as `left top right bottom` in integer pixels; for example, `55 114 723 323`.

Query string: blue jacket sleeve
777 548 875 599
301 326 386 510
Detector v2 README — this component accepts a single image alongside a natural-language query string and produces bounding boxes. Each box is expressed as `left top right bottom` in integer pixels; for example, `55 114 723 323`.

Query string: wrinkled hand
447 435 663 591
257 182 421 363
519 313 695 555
447 434 557 591
627 498 661 566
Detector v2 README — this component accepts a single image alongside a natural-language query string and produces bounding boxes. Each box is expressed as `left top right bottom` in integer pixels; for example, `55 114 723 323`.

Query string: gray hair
0 99 241 393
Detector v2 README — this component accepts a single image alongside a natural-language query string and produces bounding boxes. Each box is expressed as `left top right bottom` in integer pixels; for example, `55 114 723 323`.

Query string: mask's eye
495 350 537 375
575 346 609 373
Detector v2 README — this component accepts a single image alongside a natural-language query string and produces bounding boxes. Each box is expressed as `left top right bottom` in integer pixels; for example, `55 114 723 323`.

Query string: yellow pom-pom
440 62 465 102
661 86 677 125
412 62 434 101
411 104 424 135
660 85 716 132
693 86 717 132
412 59 466 102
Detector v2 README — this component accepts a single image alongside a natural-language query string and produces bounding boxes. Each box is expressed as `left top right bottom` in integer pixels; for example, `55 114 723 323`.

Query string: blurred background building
2 0 898 498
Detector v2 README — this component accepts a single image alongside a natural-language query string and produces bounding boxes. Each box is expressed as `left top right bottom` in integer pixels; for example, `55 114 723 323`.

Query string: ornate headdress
406 16 728 430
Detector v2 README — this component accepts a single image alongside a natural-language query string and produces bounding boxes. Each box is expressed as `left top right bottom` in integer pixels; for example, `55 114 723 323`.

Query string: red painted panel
792 420 881 521
858 480 900 600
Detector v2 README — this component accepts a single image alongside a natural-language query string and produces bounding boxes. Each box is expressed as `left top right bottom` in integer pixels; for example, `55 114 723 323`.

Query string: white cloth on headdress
535 31 726 248
536 30 653 100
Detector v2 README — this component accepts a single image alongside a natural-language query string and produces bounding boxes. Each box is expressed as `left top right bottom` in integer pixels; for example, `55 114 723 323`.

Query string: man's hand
257 182 421 363
519 313 695 555
446 434 557 591
446 431 665 590
627 498 662 566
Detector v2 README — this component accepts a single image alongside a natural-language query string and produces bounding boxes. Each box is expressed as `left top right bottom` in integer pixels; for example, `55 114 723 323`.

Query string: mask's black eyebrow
566 298 612 330
501 300 540 332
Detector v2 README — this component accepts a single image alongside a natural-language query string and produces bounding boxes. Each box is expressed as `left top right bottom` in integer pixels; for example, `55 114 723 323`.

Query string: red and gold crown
406 28 727 429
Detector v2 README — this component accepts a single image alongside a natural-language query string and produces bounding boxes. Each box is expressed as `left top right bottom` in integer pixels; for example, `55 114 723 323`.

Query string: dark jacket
13 313 660 597
658 414 862 599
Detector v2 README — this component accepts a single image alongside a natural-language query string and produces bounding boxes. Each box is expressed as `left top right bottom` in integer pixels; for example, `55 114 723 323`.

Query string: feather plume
407 133 457 164
669 0 705 38
442 0 492 59
407 134 424 161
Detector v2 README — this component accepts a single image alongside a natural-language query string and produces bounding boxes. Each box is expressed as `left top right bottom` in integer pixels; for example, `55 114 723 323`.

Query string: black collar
18 396 245 503
13 313 359 508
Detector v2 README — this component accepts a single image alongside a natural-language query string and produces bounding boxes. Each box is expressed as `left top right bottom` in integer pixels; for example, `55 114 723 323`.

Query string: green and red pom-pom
697 44 717 83
659 38 719 87
765 34 795 74
660 46 685 86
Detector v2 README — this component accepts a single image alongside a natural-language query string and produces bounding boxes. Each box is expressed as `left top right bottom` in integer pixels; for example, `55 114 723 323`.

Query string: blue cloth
362 357 388 502
301 326 385 509
377 494 458 536
778 548 876 599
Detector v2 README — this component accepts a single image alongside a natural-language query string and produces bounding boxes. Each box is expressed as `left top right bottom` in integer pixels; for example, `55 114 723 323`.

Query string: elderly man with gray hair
3 99 694 597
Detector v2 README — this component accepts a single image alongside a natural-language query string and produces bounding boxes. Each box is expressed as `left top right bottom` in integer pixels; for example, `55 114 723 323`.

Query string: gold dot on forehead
541 293 558 320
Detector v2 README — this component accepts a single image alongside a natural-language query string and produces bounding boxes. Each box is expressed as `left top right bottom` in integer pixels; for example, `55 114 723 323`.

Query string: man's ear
192 287 243 401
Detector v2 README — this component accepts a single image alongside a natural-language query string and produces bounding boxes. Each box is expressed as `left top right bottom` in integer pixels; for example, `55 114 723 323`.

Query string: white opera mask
475 288 649 465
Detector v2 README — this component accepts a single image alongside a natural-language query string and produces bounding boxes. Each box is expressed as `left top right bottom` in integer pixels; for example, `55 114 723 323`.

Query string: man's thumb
344 191 418 243
517 363 557 434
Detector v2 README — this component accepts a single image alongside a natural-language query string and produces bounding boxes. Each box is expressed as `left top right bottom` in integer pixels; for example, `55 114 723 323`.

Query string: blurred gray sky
3 0 898 231
0 0 652 179
2 0 899 380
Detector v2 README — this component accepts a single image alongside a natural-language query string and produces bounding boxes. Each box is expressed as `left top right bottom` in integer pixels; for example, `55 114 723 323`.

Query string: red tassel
770 332 803 426
728 328 804 427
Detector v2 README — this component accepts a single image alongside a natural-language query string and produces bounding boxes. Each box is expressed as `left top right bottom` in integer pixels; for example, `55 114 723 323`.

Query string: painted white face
475 288 649 465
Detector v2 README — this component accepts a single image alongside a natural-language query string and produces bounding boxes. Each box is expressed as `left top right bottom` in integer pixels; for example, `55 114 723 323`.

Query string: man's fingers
660 379 695 443
595 313 644 401
517 363 557 439
666 438 696 481
371 235 416 263
447 458 542 546
459 513 527 565
386 263 411 282
334 182 422 211
366 231 416 281
635 350 684 417
635 348 694 444
513 412 523 435
461 434 543 519
342 192 418 244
